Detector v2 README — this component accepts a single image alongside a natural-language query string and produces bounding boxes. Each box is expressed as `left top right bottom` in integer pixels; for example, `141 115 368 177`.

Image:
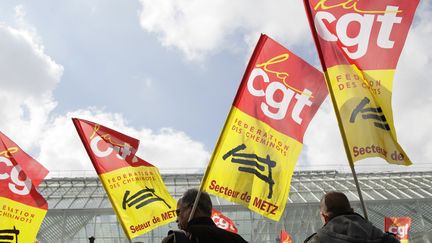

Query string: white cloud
1 1 430 178
392 1 432 169
138 0 309 61
0 7 210 176
299 98 346 170
0 17 63 150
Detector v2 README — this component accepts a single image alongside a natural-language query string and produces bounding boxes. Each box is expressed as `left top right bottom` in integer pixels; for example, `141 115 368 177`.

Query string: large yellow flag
201 34 328 221
73 118 176 240
0 131 48 242
304 0 420 165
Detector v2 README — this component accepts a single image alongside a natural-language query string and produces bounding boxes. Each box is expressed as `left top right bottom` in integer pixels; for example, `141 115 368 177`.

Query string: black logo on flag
223 144 276 199
0 226 19 243
350 97 390 131
122 187 171 210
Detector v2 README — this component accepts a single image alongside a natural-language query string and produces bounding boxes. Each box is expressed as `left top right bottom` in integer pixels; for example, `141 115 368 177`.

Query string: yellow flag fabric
304 0 420 165
0 198 47 242
202 108 303 221
327 66 409 164
201 34 328 221
73 118 176 239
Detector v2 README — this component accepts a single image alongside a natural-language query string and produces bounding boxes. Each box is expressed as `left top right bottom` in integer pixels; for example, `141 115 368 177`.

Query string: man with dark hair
305 191 400 243
162 189 248 243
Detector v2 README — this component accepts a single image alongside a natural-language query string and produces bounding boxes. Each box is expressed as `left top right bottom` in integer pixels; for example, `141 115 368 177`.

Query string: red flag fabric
211 209 238 233
0 131 48 242
0 132 48 187
280 230 292 243
385 217 412 242
72 119 150 174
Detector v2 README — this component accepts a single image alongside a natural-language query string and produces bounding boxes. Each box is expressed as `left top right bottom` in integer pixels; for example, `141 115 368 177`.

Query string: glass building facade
36 171 432 242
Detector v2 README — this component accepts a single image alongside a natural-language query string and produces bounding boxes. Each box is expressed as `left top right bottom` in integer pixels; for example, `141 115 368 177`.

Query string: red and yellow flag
201 34 328 221
280 230 292 243
385 217 412 243
0 131 48 243
304 0 419 165
211 209 238 233
72 118 176 239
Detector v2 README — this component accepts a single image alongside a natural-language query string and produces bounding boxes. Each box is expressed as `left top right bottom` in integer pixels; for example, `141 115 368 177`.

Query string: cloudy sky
0 0 430 176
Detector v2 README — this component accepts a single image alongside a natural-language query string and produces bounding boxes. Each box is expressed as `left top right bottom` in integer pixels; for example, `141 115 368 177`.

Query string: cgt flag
201 34 328 221
73 118 176 240
304 0 419 165
280 230 292 243
0 131 48 243
211 209 238 233
385 217 412 243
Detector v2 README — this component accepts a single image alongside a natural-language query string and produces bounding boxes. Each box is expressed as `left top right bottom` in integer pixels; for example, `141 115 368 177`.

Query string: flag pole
188 109 231 222
188 190 202 222
323 64 369 221
348 158 368 219
303 0 368 219
188 112 229 222
319 68 369 219
188 125 220 222
320 66 369 220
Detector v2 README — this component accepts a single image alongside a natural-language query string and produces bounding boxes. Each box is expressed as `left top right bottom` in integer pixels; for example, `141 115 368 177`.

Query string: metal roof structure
37 170 432 243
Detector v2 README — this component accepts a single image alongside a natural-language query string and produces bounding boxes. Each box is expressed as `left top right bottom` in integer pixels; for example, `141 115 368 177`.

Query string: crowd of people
158 189 400 243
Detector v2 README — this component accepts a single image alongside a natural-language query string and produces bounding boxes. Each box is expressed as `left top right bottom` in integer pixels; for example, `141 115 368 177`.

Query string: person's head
319 191 353 224
176 189 212 230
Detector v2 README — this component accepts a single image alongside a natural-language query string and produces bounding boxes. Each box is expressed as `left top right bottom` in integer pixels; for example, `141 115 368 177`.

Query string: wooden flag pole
318 66 369 220
303 0 368 219
348 158 369 219
323 69 369 220
188 145 216 222
188 190 202 222
188 144 218 222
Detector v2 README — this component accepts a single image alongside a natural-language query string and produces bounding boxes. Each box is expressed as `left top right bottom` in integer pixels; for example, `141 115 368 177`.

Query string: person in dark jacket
304 191 400 243
161 189 248 243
